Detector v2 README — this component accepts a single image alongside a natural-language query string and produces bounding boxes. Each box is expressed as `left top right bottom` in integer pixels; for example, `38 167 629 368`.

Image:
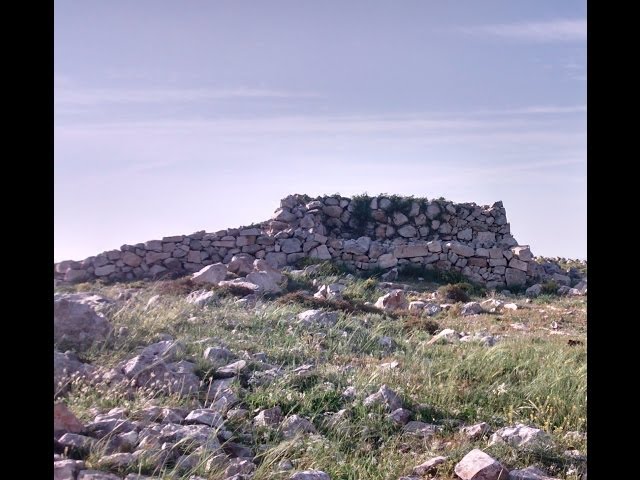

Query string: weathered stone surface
454 449 507 480
412 456 448 476
54 460 85 480
281 414 317 438
121 354 200 394
254 406 282 427
192 263 228 285
185 409 224 428
322 205 343 218
509 258 529 272
403 421 438 438
54 402 84 435
489 424 555 450
363 384 402 411
54 294 113 350
377 253 398 269
280 238 302 253
343 236 371 255
216 360 247 377
297 309 339 327
289 471 330 480
77 470 122 480
388 408 412 426
394 245 430 258
122 251 143 267
398 225 417 237
450 243 475 257
505 268 527 287
94 264 117 276
460 422 491 440
460 302 483 316
185 290 216 305
427 328 460 345
511 246 533 261
508 466 560 480
374 290 408 311
393 211 409 226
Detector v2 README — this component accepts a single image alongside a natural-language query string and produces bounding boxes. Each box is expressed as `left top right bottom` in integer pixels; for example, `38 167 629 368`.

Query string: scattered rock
216 360 248 377
363 384 403 411
54 460 84 480
297 309 339 327
388 408 412 426
77 471 122 480
460 302 483 316
54 294 113 350
185 409 225 428
508 466 561 480
54 402 84 436
281 414 317 438
374 290 408 311
185 290 216 306
412 456 448 476
525 284 542 298
460 422 491 440
489 424 555 450
290 471 330 480
427 328 460 345
253 406 283 428
454 449 508 480
192 263 228 285
403 421 438 438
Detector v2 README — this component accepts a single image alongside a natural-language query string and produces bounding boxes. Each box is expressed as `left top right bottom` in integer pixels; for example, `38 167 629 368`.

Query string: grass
54 269 586 480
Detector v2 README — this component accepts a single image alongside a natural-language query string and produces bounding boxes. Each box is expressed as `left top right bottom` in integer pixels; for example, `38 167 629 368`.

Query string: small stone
388 408 412 426
412 456 448 476
77 471 122 480
216 360 247 377
460 422 491 440
281 414 317 438
363 384 403 411
185 409 225 428
289 470 330 480
403 421 438 438
254 406 283 427
508 466 561 480
297 309 339 327
460 302 483 316
427 328 460 345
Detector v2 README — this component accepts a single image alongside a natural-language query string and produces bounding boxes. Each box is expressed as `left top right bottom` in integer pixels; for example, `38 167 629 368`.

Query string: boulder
192 263 228 285
54 294 113 350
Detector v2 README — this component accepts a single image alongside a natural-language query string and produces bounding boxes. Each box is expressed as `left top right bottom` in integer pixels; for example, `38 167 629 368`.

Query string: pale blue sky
54 0 586 262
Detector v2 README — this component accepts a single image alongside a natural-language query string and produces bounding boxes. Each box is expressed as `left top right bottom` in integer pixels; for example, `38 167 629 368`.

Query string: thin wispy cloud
55 86 320 107
457 18 586 42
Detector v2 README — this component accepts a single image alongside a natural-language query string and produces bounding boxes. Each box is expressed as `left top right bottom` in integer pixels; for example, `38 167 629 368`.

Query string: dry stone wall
55 194 546 289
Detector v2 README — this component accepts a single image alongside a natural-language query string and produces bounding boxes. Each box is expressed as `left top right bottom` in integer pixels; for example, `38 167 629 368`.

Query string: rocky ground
54 260 587 480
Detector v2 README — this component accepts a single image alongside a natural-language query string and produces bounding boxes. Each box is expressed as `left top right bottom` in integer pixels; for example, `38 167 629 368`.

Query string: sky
54 0 586 262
